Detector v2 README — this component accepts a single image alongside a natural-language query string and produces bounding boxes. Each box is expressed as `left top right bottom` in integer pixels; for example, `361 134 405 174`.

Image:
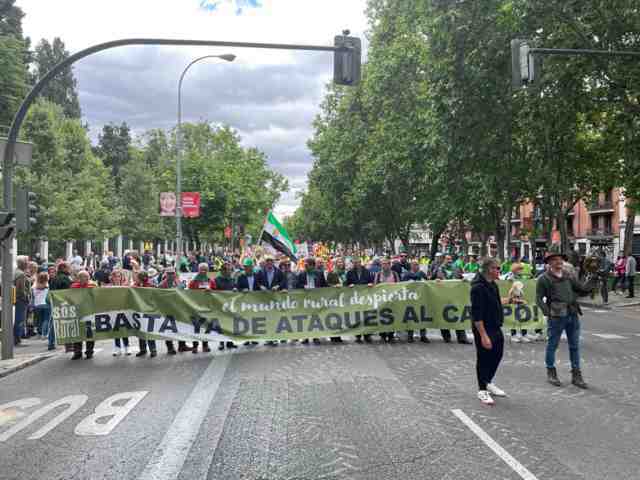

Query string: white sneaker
487 383 507 397
511 334 521 343
477 390 495 405
520 335 531 343
112 347 121 357
124 346 131 356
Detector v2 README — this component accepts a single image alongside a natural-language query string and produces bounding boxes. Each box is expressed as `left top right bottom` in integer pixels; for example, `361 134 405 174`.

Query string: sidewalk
579 291 640 310
0 337 60 379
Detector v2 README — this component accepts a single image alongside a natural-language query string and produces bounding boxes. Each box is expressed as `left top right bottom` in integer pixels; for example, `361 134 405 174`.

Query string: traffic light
334 32 362 86
15 188 37 233
511 39 541 89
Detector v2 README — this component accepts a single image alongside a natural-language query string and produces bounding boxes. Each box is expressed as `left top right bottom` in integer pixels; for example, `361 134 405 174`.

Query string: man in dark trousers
470 257 507 406
345 258 373 343
537 249 594 388
214 261 238 351
257 255 286 345
256 256 286 291
235 258 260 345
296 257 328 344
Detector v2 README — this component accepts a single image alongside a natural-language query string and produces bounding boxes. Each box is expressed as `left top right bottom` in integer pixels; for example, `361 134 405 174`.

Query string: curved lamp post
176 54 235 258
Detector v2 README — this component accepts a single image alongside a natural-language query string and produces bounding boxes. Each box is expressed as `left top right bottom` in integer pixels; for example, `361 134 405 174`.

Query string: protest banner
50 280 544 344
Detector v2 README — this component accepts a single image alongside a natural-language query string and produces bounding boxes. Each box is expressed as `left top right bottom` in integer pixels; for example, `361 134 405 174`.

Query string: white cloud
16 0 368 216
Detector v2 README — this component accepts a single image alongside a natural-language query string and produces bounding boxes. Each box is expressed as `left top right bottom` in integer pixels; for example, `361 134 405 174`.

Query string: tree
0 36 27 130
32 37 81 118
95 122 132 187
0 0 28 130
19 99 120 247
177 123 288 244
118 149 165 242
0 0 25 39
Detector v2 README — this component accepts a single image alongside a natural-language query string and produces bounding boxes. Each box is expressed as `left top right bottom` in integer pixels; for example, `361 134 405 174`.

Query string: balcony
510 217 521 223
588 201 614 213
587 228 613 238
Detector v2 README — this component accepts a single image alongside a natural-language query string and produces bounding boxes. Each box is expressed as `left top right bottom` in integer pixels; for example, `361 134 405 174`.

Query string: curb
618 302 640 308
0 353 56 379
579 301 640 309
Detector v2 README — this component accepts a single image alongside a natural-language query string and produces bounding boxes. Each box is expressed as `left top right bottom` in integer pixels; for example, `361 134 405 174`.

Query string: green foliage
0 35 27 129
293 0 640 255
0 0 25 39
19 100 120 242
177 123 288 243
32 37 81 119
0 0 28 130
95 122 132 185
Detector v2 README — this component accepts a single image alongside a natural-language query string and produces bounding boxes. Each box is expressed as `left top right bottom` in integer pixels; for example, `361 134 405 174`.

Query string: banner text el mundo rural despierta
50 280 544 344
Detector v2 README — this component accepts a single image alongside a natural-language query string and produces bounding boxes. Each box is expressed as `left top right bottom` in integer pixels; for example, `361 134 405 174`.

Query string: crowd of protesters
6 245 637 364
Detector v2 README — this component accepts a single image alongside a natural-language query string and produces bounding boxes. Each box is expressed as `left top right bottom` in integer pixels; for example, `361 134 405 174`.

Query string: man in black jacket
470 258 507 406
235 258 260 292
257 256 285 346
296 257 327 344
256 256 286 291
214 261 238 351
346 258 373 343
235 258 260 346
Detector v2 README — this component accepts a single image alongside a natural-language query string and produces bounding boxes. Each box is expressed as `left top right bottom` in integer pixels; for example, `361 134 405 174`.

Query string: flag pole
250 209 270 262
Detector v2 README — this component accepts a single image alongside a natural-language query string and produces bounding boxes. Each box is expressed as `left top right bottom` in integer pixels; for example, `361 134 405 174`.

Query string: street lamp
176 53 235 259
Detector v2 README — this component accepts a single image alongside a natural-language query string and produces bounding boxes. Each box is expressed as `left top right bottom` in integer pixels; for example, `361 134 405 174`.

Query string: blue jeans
14 300 28 343
48 317 56 349
35 305 51 337
545 313 581 369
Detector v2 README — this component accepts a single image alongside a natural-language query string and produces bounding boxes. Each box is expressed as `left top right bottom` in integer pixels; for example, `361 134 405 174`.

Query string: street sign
182 192 201 218
0 138 33 167
159 192 177 217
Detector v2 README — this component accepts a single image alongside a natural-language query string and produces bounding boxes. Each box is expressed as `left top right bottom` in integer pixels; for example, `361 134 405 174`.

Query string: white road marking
0 395 88 442
592 334 628 340
0 398 41 427
593 310 608 314
452 409 539 480
75 391 148 436
138 355 232 480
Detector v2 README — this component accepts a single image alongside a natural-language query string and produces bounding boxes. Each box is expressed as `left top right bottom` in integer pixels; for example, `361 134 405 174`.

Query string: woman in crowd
134 271 157 358
108 268 132 356
32 271 55 351
188 263 216 353
159 267 191 354
70 271 96 360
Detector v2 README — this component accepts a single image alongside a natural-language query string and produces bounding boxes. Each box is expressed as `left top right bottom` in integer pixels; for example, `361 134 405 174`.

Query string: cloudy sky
16 0 369 217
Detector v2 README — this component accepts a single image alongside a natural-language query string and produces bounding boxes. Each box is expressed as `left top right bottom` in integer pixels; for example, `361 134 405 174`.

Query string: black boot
547 367 562 386
571 368 587 389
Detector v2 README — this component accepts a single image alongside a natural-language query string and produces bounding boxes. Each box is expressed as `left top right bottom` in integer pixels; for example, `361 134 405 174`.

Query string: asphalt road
1 306 639 480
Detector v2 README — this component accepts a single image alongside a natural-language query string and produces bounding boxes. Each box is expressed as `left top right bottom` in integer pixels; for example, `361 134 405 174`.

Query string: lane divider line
451 409 539 480
139 355 232 480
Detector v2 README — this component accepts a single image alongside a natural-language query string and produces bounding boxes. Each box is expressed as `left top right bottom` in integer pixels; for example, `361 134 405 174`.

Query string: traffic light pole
1 36 360 360
511 39 640 89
